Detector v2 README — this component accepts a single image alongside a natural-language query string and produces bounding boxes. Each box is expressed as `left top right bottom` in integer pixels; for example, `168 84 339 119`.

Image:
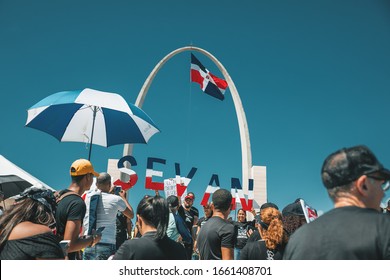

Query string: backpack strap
55 190 79 204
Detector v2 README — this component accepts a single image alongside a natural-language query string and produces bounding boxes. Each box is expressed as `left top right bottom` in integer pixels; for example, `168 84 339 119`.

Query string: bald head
96 172 111 192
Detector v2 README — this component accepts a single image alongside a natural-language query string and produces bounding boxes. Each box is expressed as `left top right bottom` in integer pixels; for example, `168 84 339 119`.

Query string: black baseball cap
282 202 304 217
321 145 390 189
167 195 179 208
260 202 279 211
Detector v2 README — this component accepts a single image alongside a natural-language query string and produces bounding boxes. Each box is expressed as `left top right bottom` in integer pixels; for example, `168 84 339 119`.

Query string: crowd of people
0 144 390 260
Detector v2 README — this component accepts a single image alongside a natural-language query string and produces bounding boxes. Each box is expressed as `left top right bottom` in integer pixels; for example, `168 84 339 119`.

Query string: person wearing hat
166 195 192 245
247 202 279 243
55 159 102 260
0 187 65 259
284 145 390 259
281 201 307 237
240 207 288 260
178 192 199 259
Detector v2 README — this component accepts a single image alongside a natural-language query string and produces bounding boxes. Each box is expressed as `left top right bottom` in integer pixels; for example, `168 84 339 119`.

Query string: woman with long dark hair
0 187 64 259
113 195 186 260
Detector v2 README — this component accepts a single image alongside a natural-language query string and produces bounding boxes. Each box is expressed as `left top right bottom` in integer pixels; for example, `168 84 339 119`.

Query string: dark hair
71 174 87 184
237 208 247 222
212 189 232 212
166 195 179 208
188 192 195 199
282 215 306 236
136 195 169 240
0 197 56 248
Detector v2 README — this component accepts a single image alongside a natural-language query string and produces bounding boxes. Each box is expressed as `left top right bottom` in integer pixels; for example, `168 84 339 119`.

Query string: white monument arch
121 46 267 210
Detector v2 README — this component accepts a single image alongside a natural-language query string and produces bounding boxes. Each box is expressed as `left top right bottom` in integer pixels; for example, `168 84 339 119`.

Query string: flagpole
123 46 253 194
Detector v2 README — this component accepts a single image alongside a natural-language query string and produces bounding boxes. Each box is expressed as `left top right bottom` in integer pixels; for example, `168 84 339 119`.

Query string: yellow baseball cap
70 159 99 177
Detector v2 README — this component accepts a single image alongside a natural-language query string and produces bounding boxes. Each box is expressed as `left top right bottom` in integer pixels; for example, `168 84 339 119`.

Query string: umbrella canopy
0 175 33 200
0 155 53 190
26 88 160 159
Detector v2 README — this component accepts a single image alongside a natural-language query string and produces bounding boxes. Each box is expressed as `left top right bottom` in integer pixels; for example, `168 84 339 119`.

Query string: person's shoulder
102 192 122 201
9 222 52 240
191 206 199 215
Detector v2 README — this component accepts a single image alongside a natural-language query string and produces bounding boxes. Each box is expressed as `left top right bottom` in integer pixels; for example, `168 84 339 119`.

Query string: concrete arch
122 46 252 190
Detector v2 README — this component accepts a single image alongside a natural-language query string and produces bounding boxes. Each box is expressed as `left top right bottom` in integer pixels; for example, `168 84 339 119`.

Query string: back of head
0 186 57 247
260 202 279 211
166 195 179 208
321 145 390 190
259 207 286 250
282 201 304 217
282 201 306 236
96 172 111 191
136 195 169 240
212 189 232 212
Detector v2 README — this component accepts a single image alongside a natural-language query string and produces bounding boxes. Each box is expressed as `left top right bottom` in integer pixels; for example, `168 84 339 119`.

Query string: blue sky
1 0 390 219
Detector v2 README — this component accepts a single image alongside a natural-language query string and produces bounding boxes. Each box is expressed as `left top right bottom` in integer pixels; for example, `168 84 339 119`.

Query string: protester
113 195 186 260
166 195 181 242
284 145 390 259
196 188 235 260
178 192 199 259
115 212 132 246
193 202 213 256
82 172 134 260
232 208 255 260
55 159 102 260
282 200 307 237
0 187 64 259
247 202 279 242
166 195 192 245
240 207 288 260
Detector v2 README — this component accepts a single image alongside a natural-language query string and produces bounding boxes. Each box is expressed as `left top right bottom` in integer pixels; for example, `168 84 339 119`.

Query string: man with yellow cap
55 159 102 259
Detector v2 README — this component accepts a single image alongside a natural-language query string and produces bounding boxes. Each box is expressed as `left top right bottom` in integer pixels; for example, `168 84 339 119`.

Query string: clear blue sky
1 0 390 218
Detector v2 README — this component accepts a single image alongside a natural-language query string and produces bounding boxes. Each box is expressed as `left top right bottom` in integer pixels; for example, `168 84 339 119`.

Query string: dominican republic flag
299 199 318 223
190 53 228 101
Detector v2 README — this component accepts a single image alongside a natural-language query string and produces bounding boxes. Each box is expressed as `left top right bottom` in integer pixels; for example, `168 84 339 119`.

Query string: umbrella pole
88 106 98 161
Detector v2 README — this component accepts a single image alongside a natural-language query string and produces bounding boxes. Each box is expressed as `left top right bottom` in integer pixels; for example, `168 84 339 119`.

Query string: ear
356 175 369 196
136 214 143 228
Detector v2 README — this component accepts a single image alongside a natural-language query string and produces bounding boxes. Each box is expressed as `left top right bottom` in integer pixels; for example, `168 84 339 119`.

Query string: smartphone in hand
95 226 105 235
59 240 70 255
114 186 122 195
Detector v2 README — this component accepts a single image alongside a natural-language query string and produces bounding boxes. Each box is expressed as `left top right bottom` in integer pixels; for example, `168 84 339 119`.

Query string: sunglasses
367 175 390 191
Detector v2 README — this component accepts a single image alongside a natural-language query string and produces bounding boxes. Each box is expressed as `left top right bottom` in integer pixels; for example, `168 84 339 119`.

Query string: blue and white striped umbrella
26 88 160 159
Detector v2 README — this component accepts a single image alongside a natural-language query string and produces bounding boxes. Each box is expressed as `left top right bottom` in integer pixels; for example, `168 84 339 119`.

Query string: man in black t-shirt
197 189 234 260
55 159 102 259
284 145 390 260
178 192 199 259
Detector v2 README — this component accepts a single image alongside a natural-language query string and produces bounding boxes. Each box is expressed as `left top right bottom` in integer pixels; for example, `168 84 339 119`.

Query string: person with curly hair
240 207 288 260
281 201 307 237
0 187 65 260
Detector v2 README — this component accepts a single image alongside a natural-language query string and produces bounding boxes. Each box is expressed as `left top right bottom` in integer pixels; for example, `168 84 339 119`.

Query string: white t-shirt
83 191 127 245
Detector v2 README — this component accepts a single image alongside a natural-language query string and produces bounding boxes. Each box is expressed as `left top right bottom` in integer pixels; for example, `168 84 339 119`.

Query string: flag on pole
299 199 318 223
190 53 228 101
